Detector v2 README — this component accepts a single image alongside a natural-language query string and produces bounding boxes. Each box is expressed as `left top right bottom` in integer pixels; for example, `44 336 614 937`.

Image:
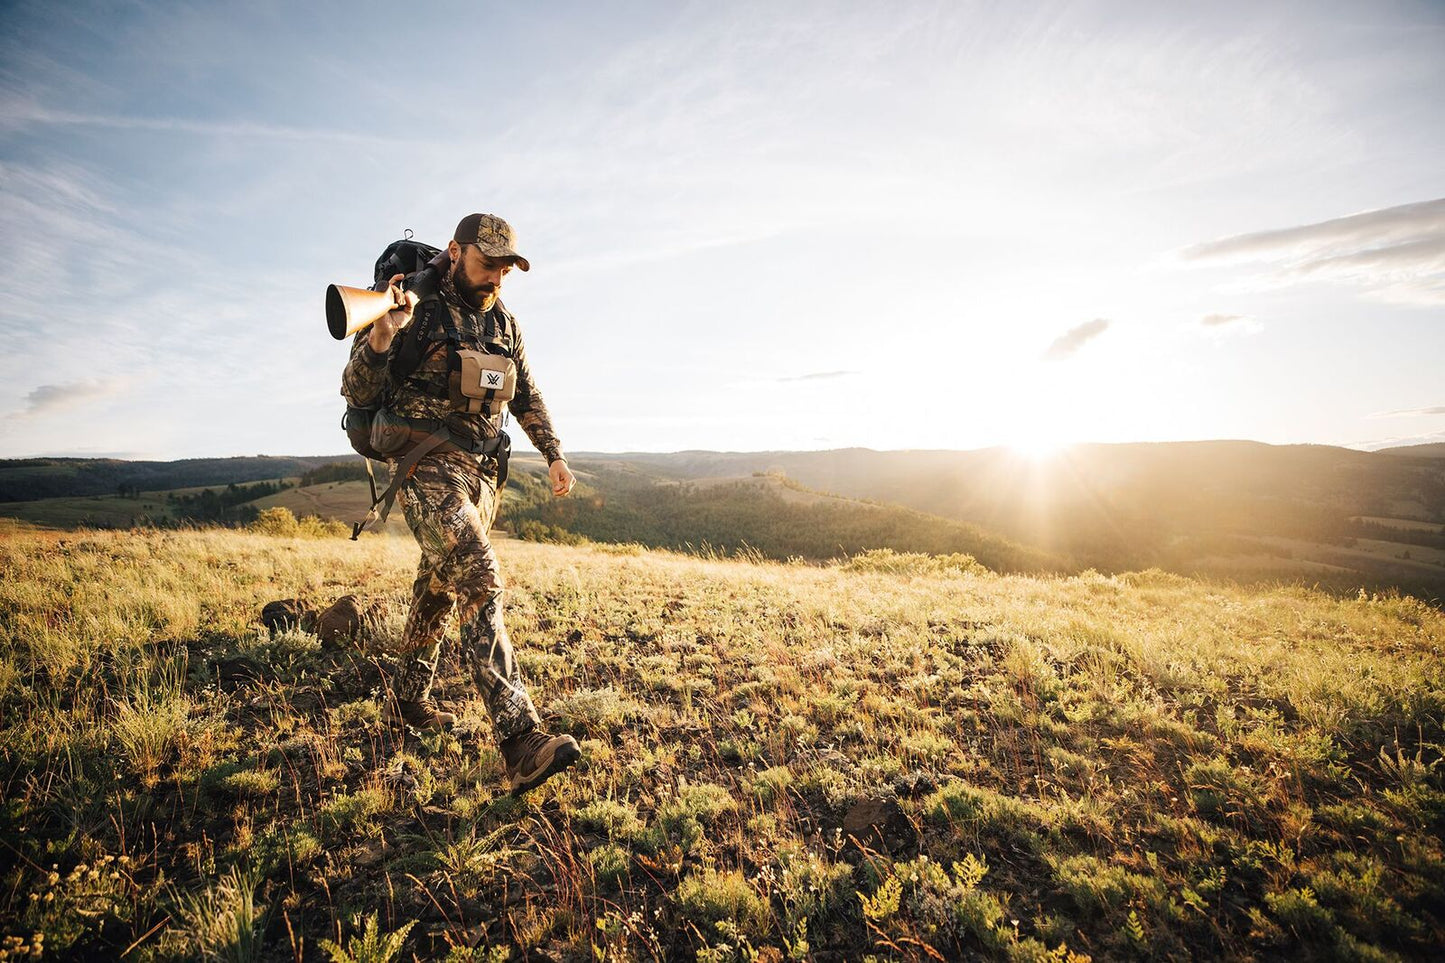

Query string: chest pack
442 306 518 418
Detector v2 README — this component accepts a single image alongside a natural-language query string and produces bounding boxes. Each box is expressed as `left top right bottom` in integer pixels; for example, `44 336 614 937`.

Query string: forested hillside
499 465 1064 574
0 455 354 501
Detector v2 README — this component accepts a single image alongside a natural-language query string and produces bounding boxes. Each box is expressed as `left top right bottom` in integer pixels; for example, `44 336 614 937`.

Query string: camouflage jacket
341 275 564 466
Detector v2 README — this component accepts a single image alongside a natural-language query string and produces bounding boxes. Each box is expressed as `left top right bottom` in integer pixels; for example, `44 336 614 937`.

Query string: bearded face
451 245 513 311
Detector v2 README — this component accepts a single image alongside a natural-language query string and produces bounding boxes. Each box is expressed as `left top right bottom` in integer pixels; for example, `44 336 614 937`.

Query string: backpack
341 235 446 460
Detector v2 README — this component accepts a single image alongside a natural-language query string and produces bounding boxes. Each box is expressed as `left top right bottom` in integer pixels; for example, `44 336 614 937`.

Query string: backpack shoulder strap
388 297 446 382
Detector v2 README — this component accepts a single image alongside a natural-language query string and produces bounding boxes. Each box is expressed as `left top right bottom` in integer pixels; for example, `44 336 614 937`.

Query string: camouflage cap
454 213 530 272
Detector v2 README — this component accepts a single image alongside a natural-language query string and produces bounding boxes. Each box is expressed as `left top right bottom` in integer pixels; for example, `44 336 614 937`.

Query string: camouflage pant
393 449 540 742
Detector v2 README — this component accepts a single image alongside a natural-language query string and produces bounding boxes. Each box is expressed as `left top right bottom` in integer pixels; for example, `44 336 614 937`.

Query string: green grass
0 526 1441 960
0 493 180 527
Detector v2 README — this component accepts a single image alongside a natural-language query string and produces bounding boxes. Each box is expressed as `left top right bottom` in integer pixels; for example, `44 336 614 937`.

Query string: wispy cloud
29 447 157 459
777 370 858 383
1042 319 1110 361
1196 312 1262 336
0 99 400 146
10 378 130 420
1201 313 1245 327
1181 198 1445 305
1369 405 1445 419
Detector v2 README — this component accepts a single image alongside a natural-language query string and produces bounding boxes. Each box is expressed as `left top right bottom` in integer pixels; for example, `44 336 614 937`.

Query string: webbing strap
363 458 378 504
349 429 451 540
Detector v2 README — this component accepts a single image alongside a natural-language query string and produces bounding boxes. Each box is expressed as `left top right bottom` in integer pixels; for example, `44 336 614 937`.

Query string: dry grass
0 525 1442 960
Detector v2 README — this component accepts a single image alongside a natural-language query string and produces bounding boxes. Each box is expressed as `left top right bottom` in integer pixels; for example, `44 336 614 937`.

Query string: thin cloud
1042 319 1110 361
777 370 859 382
31 447 156 459
1197 312 1261 336
1181 198 1445 305
1 101 400 146
11 378 129 420
1201 313 1246 327
1369 405 1445 419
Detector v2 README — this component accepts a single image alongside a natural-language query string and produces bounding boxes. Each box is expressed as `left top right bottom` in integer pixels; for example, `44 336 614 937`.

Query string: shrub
551 686 644 734
642 781 737 856
250 507 299 537
750 765 793 804
589 843 631 888
841 549 989 577
575 798 645 841
298 513 349 538
675 868 770 940
319 788 390 839
249 507 348 538
319 912 415 963
219 768 280 798
166 865 271 962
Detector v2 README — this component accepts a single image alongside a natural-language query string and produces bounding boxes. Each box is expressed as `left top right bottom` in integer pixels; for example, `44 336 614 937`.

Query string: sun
1008 435 1070 461
1005 415 1076 461
989 366 1083 461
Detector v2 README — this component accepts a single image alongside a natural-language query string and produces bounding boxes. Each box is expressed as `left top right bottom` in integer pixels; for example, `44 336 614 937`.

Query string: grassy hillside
0 491 180 528
1 523 1441 960
0 479 297 529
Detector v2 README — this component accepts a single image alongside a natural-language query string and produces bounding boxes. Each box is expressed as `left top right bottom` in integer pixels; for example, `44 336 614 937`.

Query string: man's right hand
368 273 419 354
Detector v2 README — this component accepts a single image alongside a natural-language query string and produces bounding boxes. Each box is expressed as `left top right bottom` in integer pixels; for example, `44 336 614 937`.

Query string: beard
452 261 498 310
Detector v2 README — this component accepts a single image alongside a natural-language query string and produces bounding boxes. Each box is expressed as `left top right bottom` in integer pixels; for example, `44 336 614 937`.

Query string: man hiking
341 212 580 794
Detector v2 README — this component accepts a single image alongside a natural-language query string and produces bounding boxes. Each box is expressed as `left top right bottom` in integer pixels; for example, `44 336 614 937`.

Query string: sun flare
1008 436 1070 461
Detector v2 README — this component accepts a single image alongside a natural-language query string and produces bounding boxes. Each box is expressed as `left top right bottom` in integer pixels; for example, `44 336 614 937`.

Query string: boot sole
509 736 581 795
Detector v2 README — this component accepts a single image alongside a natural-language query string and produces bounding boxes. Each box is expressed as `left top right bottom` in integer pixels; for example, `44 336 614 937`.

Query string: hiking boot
386 697 456 732
500 729 581 795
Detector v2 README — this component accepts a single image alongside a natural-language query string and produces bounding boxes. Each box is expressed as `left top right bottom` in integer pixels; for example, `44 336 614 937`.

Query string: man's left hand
549 460 575 497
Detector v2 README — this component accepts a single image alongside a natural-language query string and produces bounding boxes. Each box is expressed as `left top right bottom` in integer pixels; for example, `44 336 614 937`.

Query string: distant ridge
1379 442 1445 459
4 441 1443 598
0 454 360 502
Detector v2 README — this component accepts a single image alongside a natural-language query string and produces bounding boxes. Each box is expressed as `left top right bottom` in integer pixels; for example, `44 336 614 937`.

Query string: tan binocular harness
452 348 517 416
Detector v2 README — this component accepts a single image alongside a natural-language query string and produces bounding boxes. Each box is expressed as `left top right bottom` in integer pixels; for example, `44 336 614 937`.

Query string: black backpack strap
389 298 446 384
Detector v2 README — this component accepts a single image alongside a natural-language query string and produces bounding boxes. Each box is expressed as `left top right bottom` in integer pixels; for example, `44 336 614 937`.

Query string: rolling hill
4 441 1444 599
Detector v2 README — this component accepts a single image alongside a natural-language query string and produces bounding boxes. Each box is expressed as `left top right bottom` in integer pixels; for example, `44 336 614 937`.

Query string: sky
1 0 1442 460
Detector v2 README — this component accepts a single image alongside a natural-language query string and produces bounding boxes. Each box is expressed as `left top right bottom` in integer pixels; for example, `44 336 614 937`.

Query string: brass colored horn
326 250 450 340
326 284 397 340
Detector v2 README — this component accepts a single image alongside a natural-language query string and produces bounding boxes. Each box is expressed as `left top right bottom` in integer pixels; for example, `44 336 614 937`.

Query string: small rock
843 796 918 856
260 598 315 633
213 656 261 683
893 771 938 798
316 594 373 644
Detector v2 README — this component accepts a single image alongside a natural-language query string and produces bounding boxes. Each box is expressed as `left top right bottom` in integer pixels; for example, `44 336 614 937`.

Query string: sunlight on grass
1 526 1441 959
